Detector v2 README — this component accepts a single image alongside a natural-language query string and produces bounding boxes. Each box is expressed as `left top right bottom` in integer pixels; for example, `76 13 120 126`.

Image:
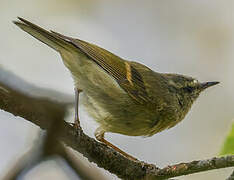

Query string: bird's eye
183 86 193 93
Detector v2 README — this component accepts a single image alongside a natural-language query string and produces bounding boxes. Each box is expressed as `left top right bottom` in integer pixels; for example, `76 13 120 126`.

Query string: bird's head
164 73 219 109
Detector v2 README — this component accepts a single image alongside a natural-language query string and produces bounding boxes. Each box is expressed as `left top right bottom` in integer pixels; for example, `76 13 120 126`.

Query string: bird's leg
95 127 138 161
73 88 82 129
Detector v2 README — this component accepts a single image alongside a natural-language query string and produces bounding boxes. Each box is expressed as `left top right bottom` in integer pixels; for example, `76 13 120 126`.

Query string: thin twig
2 133 44 180
2 149 36 180
150 156 234 180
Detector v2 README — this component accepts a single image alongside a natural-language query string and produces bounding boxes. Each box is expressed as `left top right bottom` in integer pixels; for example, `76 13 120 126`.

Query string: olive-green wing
13 17 74 52
51 31 151 104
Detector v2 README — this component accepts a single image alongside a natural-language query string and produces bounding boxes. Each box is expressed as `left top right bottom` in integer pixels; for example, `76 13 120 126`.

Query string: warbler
14 17 219 160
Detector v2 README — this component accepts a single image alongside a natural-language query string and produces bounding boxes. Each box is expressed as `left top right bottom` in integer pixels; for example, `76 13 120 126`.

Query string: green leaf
220 122 234 155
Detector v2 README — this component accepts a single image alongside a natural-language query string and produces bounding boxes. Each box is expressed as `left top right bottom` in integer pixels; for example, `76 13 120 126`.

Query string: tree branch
0 70 233 179
151 156 234 179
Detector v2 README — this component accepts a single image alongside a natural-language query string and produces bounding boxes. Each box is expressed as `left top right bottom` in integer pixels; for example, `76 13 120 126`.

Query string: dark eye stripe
183 86 193 93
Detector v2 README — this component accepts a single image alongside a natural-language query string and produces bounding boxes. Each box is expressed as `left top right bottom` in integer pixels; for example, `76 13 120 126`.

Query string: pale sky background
0 0 234 179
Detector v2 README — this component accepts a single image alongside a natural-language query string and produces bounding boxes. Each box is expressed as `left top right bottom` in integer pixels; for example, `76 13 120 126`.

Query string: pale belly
81 89 183 137
81 93 156 136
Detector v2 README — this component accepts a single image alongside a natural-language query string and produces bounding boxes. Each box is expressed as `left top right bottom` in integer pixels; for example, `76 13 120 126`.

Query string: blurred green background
0 0 234 179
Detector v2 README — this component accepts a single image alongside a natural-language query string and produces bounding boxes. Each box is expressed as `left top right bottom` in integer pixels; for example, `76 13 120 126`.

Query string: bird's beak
200 81 220 90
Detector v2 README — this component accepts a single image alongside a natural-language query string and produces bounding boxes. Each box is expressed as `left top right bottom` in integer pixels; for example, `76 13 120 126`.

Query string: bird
13 17 219 161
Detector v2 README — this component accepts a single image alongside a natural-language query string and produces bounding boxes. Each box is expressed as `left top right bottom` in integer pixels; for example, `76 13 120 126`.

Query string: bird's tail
13 17 74 52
